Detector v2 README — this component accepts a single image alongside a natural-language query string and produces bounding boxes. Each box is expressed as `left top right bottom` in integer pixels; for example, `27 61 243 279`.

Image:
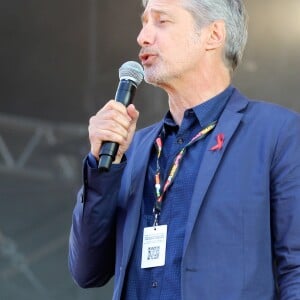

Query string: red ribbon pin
210 133 224 151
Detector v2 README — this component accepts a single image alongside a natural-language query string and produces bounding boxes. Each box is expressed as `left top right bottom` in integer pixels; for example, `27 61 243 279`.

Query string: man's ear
205 20 226 50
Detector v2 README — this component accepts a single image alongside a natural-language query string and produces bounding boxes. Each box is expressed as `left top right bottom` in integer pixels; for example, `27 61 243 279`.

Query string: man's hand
88 100 139 163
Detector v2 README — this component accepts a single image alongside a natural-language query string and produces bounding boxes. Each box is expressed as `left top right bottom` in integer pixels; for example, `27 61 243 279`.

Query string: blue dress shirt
122 85 234 300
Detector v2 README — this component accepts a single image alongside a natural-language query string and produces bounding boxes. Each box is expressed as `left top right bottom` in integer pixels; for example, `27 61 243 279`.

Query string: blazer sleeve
270 112 300 299
68 156 126 288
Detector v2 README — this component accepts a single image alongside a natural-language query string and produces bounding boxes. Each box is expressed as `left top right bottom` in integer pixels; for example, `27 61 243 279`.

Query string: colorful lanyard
153 121 217 226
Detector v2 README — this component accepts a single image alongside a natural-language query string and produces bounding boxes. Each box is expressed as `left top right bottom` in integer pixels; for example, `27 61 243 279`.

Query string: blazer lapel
121 121 163 267
183 91 249 254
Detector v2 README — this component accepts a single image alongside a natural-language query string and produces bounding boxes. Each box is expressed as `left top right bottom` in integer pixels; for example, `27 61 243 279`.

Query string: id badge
141 225 167 269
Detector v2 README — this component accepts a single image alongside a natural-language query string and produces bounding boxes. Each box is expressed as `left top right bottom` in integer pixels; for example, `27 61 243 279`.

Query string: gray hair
142 0 248 71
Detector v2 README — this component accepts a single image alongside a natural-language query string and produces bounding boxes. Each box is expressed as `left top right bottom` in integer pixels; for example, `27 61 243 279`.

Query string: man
69 0 300 299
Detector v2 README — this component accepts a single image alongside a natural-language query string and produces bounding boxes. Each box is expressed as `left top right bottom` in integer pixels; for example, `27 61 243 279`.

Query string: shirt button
177 137 184 144
152 281 158 288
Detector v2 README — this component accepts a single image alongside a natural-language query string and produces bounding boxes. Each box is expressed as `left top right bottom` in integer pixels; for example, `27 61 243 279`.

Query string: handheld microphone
98 61 144 172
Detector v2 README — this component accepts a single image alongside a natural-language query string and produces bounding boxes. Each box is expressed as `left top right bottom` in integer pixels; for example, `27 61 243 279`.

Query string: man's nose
137 24 155 47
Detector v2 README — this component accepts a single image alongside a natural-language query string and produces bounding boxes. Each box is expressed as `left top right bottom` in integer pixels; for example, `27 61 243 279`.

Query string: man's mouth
139 52 157 65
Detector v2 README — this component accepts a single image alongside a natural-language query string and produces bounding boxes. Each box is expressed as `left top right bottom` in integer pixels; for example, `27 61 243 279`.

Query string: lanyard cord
153 121 217 226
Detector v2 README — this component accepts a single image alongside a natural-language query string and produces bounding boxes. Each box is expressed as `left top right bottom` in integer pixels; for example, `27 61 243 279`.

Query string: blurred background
0 0 299 299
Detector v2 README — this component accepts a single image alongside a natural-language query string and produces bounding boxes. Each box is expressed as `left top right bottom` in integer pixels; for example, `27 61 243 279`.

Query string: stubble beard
143 61 177 88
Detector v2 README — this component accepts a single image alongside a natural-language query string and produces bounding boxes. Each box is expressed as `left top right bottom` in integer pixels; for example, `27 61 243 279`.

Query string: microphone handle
98 80 137 172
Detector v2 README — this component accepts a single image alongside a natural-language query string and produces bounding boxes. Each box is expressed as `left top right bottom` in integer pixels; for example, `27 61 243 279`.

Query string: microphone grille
119 61 144 86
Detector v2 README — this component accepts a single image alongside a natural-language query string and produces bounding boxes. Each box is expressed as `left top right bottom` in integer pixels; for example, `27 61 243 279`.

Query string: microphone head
119 61 144 86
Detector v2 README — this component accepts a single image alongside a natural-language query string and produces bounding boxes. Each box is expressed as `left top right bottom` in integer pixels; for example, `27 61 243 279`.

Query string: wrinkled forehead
141 0 187 22
143 0 185 8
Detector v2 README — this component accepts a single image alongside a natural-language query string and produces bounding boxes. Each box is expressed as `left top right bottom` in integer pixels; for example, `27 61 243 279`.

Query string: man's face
137 0 206 87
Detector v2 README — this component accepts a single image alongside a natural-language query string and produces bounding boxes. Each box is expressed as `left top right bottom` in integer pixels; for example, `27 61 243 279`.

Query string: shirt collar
163 85 234 129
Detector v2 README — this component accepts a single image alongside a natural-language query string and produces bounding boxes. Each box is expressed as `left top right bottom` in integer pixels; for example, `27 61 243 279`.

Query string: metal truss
0 229 51 298
0 113 87 181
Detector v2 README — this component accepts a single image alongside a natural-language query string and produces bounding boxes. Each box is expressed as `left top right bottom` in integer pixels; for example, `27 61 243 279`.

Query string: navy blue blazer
69 89 300 299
